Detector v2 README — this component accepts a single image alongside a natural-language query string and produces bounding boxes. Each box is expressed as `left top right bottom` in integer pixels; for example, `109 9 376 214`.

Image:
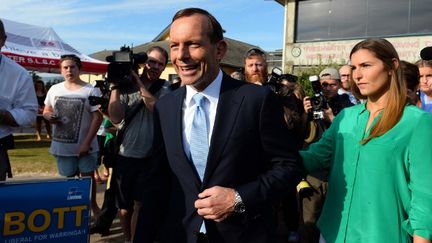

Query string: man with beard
244 47 268 85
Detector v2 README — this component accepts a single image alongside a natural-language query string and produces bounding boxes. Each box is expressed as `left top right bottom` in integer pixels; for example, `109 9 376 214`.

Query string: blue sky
0 0 284 55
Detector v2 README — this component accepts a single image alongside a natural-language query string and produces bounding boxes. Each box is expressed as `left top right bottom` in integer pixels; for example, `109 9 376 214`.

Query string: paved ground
89 181 124 243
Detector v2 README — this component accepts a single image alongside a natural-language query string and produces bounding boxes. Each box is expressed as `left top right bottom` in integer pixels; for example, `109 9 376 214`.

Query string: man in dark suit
148 8 302 243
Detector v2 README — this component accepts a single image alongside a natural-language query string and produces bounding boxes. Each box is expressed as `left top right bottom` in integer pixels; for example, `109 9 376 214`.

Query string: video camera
106 46 148 86
265 67 298 93
88 46 148 112
309 75 328 120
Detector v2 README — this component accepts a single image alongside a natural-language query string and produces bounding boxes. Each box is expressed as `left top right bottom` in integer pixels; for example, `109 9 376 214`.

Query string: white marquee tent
1 18 107 74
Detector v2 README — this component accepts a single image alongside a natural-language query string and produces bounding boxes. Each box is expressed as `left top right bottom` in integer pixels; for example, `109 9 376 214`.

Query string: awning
1 18 107 74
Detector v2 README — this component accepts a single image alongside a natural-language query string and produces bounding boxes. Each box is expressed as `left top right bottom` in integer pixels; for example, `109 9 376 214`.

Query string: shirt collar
185 69 223 106
358 102 368 114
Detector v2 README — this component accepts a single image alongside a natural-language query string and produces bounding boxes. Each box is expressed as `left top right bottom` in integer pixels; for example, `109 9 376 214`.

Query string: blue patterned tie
190 93 209 182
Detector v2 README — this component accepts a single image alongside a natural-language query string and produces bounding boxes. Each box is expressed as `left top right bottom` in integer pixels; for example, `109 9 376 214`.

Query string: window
295 0 432 42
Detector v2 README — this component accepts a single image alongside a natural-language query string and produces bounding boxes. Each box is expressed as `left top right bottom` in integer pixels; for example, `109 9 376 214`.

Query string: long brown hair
350 39 406 144
34 80 47 94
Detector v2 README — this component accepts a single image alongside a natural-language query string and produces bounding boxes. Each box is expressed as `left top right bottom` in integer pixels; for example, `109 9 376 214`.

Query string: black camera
105 46 148 86
265 67 298 93
309 75 328 120
89 46 148 112
88 80 110 112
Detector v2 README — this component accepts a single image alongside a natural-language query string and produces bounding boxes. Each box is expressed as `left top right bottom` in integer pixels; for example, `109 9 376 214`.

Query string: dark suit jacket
151 74 302 243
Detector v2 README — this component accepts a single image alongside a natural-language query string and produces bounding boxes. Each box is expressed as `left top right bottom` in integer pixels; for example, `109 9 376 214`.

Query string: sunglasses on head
245 48 265 57
60 54 79 59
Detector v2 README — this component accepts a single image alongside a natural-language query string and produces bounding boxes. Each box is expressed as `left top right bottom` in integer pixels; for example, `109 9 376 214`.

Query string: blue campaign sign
0 177 91 243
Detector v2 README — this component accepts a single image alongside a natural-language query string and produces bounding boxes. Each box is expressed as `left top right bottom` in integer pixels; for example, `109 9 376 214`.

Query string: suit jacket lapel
171 87 202 188
203 75 244 186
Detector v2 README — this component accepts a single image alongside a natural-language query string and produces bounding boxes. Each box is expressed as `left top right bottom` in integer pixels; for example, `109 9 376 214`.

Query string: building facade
276 0 432 73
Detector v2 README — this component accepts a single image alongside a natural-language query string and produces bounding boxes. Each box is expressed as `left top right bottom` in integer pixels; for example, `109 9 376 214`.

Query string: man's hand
43 112 62 124
133 70 157 112
132 70 146 89
78 143 91 157
303 96 312 113
0 110 18 126
323 106 335 122
194 186 236 222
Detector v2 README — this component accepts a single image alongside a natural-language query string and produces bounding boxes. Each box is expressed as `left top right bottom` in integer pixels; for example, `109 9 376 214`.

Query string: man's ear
215 39 228 62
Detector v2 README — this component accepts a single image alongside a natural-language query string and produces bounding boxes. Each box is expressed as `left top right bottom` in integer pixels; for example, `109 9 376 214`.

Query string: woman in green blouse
301 38 432 243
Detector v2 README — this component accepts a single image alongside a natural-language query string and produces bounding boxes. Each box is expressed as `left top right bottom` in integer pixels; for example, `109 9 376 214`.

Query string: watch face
291 47 301 57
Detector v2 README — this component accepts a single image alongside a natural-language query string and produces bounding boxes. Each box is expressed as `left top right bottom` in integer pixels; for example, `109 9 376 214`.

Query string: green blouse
300 104 432 243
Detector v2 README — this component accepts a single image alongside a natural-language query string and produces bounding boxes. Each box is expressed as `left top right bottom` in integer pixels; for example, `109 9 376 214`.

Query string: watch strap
234 190 246 213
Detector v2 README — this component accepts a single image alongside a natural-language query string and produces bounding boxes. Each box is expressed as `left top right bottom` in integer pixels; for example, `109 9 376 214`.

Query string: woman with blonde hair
300 38 432 243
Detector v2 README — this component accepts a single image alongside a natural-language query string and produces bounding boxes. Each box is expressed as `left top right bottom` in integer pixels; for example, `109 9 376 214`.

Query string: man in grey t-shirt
107 46 170 242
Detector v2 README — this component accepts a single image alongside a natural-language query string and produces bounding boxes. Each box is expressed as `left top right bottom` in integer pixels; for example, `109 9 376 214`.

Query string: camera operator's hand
323 106 335 123
303 96 312 113
323 102 335 123
132 70 146 88
132 70 157 112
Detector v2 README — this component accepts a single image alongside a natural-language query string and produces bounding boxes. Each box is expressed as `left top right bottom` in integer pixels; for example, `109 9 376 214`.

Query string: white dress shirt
182 70 223 234
182 70 222 159
0 54 38 138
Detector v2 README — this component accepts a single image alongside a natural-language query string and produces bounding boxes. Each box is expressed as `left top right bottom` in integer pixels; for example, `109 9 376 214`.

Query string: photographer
304 68 354 126
107 46 170 242
277 77 308 242
300 67 354 243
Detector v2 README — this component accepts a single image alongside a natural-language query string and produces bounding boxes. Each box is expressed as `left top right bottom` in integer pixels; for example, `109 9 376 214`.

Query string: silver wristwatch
234 190 246 213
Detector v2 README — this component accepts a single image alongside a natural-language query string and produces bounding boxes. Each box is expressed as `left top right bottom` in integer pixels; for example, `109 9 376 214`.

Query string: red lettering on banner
24 57 56 66
4 54 58 67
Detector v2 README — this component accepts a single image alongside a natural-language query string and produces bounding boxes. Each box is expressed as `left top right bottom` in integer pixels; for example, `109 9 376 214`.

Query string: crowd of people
1 7 432 243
